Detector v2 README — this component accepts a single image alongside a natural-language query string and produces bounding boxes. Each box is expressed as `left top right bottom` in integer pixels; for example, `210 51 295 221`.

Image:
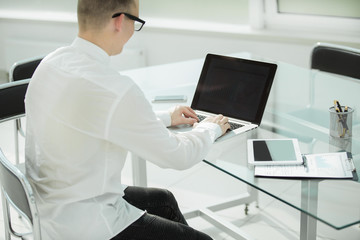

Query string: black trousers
111 186 213 240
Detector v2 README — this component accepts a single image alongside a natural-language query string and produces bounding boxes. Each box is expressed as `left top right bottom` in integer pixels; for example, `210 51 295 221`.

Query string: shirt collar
71 37 111 65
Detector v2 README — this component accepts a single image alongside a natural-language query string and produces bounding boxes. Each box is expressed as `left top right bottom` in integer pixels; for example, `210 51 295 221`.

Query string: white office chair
0 79 29 165
310 42 360 79
9 56 43 83
0 77 28 174
0 148 42 240
8 57 43 165
0 79 39 239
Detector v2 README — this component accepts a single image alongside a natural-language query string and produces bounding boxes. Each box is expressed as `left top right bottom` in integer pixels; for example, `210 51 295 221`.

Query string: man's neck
78 31 113 56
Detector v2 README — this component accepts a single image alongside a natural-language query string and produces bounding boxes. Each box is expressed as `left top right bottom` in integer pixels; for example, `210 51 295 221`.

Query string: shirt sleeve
155 111 171 127
106 84 220 170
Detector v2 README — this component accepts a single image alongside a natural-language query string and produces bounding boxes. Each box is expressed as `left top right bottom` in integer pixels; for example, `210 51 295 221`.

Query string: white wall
0 16 359 74
129 28 313 67
0 19 77 71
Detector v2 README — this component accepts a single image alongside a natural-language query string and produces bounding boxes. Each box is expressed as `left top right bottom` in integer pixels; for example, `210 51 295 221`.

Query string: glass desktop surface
204 125 359 230
203 57 360 230
125 52 360 231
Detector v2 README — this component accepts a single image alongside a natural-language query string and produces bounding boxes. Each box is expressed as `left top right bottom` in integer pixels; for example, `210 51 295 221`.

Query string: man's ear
114 13 125 32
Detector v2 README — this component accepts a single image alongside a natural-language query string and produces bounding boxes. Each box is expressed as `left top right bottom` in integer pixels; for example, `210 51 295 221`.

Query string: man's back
25 37 144 239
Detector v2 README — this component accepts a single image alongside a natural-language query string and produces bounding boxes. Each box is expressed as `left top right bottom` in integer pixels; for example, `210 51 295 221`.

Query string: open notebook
255 152 357 179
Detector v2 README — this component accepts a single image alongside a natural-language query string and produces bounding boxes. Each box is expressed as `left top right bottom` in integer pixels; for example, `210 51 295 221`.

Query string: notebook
177 54 277 141
255 152 357 180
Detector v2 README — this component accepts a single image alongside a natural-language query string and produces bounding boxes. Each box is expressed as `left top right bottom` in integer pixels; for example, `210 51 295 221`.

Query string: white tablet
247 138 303 165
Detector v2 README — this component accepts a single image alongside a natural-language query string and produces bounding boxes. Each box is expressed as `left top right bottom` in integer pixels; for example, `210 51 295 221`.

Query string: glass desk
123 53 360 240
202 121 359 239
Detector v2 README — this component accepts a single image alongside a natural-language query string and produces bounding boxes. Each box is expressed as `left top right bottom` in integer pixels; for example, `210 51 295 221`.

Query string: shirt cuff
193 122 222 142
155 111 172 127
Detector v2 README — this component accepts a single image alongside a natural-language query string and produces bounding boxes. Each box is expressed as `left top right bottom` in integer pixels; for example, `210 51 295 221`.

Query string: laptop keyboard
197 114 206 122
197 114 244 131
228 122 244 131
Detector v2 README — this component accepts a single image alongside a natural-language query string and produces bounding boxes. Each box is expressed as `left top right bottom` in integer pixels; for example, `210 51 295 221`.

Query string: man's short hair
78 0 135 31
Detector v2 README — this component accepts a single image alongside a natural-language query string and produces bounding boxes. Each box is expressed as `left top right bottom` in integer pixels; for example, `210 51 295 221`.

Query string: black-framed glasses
112 12 145 31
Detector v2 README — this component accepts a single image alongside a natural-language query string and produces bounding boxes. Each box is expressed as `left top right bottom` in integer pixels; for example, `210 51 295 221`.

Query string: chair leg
14 121 19 165
244 203 249 215
1 194 11 240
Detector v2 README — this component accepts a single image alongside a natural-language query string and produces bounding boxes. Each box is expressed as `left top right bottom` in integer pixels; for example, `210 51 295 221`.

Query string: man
25 0 230 239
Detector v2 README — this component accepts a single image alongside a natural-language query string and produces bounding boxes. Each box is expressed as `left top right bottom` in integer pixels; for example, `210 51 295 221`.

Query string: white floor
0 117 359 239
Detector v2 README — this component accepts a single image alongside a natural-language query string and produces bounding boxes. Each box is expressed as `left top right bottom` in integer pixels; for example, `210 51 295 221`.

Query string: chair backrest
0 148 41 239
0 79 30 123
9 57 43 82
310 42 360 79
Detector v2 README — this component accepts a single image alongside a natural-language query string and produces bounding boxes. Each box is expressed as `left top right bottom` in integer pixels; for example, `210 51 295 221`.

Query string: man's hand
170 106 199 126
194 114 230 136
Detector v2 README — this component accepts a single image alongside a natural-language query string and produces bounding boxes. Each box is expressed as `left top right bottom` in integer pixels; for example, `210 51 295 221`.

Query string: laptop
173 53 277 141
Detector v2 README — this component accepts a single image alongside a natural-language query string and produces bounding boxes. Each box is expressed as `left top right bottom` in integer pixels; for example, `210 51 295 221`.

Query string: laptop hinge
228 117 253 126
196 110 253 126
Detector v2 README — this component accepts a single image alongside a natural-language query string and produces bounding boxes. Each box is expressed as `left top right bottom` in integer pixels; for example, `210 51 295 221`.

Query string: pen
302 155 309 173
344 106 348 123
335 107 348 137
334 100 343 112
344 106 349 122
346 152 356 172
344 106 349 135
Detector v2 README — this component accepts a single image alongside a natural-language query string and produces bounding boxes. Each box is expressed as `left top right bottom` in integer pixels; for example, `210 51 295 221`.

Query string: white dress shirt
25 37 221 240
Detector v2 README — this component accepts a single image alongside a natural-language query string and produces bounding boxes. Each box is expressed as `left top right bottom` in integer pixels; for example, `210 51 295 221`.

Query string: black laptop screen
191 54 277 124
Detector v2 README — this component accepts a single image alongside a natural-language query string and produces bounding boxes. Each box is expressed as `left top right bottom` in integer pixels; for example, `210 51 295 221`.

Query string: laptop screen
191 54 277 124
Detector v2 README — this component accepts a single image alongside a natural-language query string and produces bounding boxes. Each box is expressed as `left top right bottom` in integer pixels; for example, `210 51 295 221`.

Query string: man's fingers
184 117 197 125
182 107 199 121
219 116 228 124
185 106 197 115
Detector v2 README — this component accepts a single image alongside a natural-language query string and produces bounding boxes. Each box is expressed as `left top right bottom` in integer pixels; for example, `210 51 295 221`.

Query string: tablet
247 139 303 165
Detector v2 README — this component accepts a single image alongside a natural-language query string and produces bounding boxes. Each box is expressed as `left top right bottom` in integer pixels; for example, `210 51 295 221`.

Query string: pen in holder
329 106 354 138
